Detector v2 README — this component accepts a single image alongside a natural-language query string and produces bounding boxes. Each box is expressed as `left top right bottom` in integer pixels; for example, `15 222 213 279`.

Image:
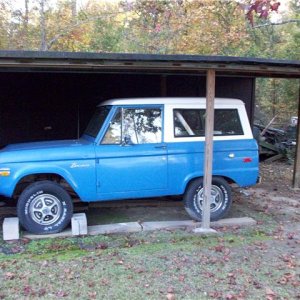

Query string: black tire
17 180 73 234
183 177 231 221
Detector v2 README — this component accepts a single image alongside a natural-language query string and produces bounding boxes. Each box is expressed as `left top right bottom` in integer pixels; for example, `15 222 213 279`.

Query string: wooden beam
202 69 216 229
293 79 300 188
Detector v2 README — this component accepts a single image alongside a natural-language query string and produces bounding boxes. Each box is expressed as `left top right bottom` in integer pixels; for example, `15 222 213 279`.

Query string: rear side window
174 109 243 137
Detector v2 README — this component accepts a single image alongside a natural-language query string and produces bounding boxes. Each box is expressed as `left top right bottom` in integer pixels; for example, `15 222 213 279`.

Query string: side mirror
121 135 133 146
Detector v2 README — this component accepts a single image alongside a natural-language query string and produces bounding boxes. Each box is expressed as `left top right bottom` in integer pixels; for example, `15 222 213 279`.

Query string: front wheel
17 181 73 234
183 177 232 221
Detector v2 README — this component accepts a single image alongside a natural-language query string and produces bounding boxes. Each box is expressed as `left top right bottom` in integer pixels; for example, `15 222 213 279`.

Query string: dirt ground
244 161 300 238
0 161 299 299
1 161 299 227
82 161 300 240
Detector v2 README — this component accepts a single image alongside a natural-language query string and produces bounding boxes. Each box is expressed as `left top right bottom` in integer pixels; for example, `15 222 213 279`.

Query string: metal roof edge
0 50 299 68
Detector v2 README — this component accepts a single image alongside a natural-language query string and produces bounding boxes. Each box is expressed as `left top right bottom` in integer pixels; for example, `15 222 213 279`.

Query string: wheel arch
184 175 234 194
13 172 78 199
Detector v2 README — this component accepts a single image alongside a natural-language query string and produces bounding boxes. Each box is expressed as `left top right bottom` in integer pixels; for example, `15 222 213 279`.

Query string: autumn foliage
244 0 281 25
0 0 295 56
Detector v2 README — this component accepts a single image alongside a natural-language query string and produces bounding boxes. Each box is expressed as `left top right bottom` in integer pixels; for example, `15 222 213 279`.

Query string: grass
0 185 299 299
1 225 298 300
0 227 270 261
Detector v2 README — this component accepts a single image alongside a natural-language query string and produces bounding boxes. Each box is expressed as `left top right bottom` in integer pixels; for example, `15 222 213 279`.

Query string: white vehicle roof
98 97 252 141
100 97 245 107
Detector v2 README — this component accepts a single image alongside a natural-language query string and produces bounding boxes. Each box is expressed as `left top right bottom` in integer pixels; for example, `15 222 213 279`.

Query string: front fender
0 160 96 200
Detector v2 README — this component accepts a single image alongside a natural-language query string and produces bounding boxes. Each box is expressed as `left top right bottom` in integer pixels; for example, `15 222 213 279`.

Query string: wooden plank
293 80 300 188
264 153 284 163
259 140 279 152
202 69 216 229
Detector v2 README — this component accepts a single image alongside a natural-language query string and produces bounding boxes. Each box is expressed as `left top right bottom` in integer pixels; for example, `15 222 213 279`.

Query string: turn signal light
0 169 10 176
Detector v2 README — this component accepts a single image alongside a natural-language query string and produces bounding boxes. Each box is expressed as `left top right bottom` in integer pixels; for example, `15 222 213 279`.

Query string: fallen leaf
56 291 68 298
88 291 97 299
23 285 34 296
214 245 225 252
96 243 108 250
5 272 16 280
265 287 276 297
166 292 175 300
38 288 46 297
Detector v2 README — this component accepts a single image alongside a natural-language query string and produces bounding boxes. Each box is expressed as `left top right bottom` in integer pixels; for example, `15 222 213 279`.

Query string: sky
11 0 119 9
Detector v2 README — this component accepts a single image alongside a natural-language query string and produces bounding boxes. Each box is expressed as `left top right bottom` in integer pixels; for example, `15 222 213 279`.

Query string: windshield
84 106 111 138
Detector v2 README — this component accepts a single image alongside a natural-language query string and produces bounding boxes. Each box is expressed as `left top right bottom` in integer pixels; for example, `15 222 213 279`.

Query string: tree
0 1 9 49
173 0 249 55
253 1 299 126
119 0 187 54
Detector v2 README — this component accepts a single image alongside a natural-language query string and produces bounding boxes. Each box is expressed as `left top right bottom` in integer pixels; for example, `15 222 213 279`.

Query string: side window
123 108 162 144
174 109 243 137
214 109 244 136
101 110 121 144
102 107 162 144
174 109 204 137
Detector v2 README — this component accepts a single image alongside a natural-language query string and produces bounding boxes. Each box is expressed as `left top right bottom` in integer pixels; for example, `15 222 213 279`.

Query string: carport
0 50 299 230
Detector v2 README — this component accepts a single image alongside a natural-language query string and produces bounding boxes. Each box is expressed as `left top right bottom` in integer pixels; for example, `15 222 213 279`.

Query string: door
95 106 168 199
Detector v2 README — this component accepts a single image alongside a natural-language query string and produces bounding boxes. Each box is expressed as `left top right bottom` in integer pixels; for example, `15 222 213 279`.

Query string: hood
0 138 95 164
4 139 89 151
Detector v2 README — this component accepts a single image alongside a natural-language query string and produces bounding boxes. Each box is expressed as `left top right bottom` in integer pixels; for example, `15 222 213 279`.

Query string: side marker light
243 158 252 163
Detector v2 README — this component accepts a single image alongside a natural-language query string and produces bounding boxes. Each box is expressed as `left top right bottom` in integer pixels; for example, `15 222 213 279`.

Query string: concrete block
141 220 197 231
71 213 88 236
211 217 256 228
23 217 257 240
3 217 20 241
24 229 72 240
88 222 142 235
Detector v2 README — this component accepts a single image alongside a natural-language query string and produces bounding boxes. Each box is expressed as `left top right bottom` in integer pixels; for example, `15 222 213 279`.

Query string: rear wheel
183 177 232 221
17 180 73 234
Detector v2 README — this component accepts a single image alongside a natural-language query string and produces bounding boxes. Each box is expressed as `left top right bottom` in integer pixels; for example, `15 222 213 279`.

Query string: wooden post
202 69 216 229
292 80 300 188
161 75 167 97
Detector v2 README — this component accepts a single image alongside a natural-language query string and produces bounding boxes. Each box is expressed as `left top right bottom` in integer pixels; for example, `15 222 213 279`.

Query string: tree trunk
23 0 29 49
39 0 47 51
71 0 77 21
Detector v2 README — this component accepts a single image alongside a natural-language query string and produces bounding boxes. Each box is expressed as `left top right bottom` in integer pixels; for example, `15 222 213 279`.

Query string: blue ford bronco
0 98 259 234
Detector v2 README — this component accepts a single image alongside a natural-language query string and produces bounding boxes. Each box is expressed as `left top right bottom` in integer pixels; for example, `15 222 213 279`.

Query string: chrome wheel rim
195 185 224 213
29 194 62 225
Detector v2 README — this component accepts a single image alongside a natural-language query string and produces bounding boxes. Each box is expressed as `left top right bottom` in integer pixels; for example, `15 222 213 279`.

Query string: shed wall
0 72 254 147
